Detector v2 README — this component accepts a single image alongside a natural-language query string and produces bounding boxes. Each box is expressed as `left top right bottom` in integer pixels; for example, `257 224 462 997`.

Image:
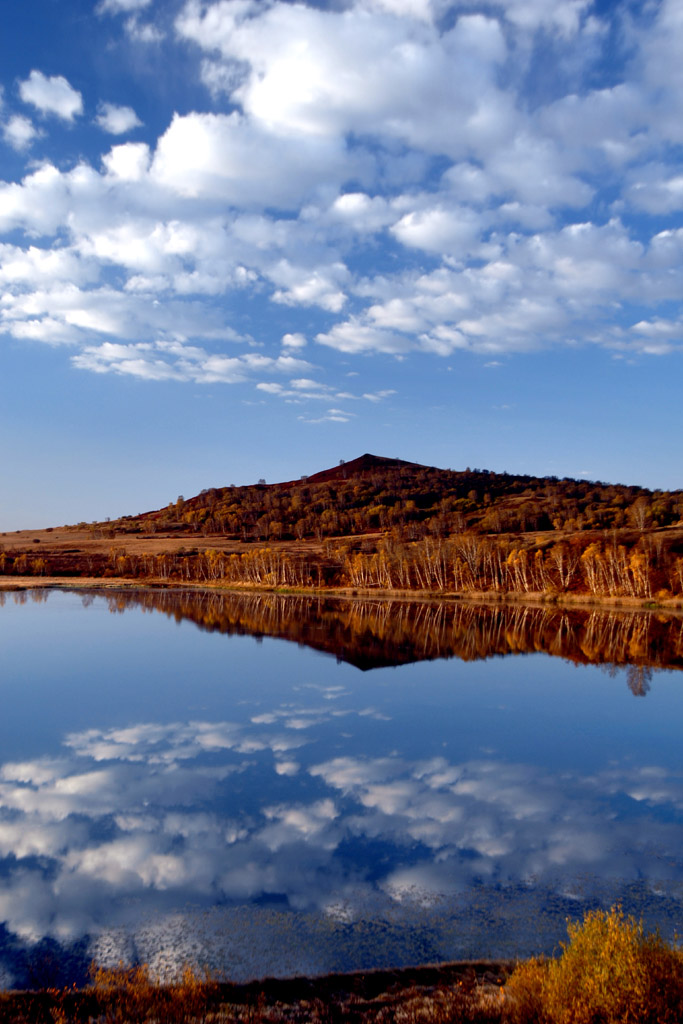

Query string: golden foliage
504 906 683 1024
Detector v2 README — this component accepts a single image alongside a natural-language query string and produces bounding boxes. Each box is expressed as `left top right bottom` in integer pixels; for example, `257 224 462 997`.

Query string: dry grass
0 526 324 560
0 962 508 1024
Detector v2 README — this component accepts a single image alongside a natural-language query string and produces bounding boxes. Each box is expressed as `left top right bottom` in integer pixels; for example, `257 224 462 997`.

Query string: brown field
1 524 325 559
0 524 327 582
5 520 683 559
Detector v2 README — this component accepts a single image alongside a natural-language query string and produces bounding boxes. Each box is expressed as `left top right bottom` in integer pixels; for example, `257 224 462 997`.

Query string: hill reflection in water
93 588 683 683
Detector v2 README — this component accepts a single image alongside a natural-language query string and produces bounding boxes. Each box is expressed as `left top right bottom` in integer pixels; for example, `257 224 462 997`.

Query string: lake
1 587 683 987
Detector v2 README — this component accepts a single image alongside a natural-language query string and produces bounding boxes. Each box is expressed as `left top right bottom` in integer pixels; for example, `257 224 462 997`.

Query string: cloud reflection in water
0 701 682 982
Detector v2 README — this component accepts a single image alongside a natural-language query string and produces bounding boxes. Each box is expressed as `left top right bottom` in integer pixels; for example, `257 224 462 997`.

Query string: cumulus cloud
18 71 83 121
2 0 683 409
0 279 246 350
0 243 97 289
177 2 512 158
316 320 414 355
95 102 143 135
281 332 306 350
2 114 40 151
270 261 349 312
391 205 483 256
150 111 368 207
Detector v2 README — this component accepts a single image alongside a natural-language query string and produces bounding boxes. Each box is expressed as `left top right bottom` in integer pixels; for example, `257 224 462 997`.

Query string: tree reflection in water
91 588 683 684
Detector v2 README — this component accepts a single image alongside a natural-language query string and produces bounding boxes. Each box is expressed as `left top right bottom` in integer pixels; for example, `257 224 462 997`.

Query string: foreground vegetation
505 907 683 1024
2 908 682 1022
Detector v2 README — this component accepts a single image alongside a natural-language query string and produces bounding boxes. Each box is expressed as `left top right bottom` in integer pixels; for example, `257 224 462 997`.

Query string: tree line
4 532 683 602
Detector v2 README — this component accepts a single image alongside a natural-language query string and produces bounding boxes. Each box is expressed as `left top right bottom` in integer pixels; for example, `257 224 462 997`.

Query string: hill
126 452 680 542
277 453 426 487
2 454 683 603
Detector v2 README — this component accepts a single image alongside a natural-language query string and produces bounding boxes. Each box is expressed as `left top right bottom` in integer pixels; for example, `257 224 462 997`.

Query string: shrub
504 906 683 1024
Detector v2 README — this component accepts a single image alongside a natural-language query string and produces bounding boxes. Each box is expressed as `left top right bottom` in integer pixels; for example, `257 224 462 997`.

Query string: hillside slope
123 453 681 543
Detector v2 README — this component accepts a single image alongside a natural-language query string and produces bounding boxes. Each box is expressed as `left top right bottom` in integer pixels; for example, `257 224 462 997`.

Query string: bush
504 906 683 1024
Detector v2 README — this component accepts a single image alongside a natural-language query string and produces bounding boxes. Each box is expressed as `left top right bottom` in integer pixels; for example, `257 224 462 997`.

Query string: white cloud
101 142 151 181
328 192 394 233
281 332 306 350
72 342 313 384
298 409 355 424
365 0 435 21
150 111 368 207
486 134 593 208
255 377 395 408
391 205 482 256
0 243 97 289
2 0 683 406
0 280 248 355
18 71 83 121
363 389 396 401
270 260 349 312
316 319 414 355
97 0 162 42
98 0 152 12
96 102 143 135
176 2 513 159
3 114 40 151
125 16 165 42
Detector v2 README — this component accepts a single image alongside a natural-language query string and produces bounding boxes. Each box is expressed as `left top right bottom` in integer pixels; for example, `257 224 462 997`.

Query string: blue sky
1 0 683 529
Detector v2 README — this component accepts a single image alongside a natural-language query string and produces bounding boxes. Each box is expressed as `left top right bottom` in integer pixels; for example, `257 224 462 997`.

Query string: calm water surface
1 588 683 985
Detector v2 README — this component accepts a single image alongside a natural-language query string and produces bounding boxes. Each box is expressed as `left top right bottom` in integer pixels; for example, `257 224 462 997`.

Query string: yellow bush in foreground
505 906 683 1024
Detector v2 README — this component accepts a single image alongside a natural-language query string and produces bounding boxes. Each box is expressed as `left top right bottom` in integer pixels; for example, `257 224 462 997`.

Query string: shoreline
0 959 512 1022
3 575 683 616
